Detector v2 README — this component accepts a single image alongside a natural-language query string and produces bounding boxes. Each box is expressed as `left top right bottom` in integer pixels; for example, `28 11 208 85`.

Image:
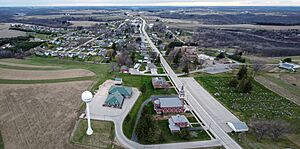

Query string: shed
227 122 249 132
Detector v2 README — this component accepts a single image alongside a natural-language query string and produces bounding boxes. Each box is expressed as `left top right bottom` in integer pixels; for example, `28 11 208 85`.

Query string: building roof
170 115 189 124
120 65 129 70
168 118 180 131
109 85 132 97
147 63 157 69
152 77 167 86
105 92 124 106
158 97 183 108
227 122 249 132
115 78 122 81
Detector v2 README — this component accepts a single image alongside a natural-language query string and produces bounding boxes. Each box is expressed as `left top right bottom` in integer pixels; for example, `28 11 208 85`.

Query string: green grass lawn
121 74 176 139
0 76 95 84
0 131 3 149
156 120 210 144
195 74 300 148
71 119 115 148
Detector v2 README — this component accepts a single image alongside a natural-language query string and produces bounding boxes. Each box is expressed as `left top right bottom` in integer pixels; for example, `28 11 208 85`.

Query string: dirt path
0 68 95 80
0 81 93 149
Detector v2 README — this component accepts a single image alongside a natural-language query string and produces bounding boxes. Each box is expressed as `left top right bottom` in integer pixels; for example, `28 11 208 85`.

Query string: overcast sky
1 0 300 7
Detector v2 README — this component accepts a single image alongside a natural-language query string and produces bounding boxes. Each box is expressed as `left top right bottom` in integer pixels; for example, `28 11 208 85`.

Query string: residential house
152 77 170 89
120 65 129 73
168 115 190 133
147 63 157 74
153 86 185 114
174 46 198 62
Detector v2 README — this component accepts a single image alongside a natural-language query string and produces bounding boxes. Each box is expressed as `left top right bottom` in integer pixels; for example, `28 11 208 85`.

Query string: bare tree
269 120 291 140
253 60 265 76
250 120 270 141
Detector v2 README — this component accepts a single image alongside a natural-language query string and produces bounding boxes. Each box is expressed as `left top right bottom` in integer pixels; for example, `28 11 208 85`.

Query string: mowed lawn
121 75 176 139
71 120 115 148
196 75 300 148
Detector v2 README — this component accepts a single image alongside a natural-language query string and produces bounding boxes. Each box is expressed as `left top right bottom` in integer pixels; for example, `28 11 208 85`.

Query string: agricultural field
0 81 93 149
195 73 300 148
69 21 104 27
0 56 112 149
0 23 26 38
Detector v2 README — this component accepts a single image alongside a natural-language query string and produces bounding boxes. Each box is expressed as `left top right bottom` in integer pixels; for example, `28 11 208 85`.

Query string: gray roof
227 122 249 132
159 97 183 108
170 115 189 124
147 63 157 69
168 119 180 131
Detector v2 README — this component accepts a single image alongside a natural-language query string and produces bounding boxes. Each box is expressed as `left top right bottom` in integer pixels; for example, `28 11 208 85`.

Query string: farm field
69 21 104 27
0 23 26 38
0 57 112 149
195 74 300 148
0 68 95 80
0 81 93 149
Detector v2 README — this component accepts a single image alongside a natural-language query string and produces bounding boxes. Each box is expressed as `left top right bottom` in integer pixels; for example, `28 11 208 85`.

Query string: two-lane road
139 17 242 149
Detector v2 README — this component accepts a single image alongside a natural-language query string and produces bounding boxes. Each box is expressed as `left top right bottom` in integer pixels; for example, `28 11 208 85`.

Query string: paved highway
139 17 242 149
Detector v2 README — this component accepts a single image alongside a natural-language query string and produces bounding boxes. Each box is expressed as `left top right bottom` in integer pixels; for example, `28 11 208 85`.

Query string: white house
279 61 300 71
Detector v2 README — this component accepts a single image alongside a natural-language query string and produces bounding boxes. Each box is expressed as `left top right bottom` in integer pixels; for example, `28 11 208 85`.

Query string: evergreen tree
237 66 248 80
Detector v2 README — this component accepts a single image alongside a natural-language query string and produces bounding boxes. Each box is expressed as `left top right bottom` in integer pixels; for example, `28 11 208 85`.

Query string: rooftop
158 97 183 108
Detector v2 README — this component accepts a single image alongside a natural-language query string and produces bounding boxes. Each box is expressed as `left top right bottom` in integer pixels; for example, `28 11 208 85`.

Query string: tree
140 83 147 93
269 120 291 140
282 57 292 63
179 128 190 139
250 120 270 141
253 60 265 76
229 78 239 88
182 64 189 74
216 52 225 59
130 52 136 63
238 77 253 93
237 66 248 80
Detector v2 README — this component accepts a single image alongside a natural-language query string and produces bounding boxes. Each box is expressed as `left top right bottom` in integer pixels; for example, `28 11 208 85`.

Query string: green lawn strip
195 75 300 148
155 120 210 144
0 64 63 70
121 74 176 139
0 131 3 149
71 119 115 148
0 76 95 84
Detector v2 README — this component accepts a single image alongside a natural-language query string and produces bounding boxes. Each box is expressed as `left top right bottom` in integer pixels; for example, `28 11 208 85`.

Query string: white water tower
81 91 93 135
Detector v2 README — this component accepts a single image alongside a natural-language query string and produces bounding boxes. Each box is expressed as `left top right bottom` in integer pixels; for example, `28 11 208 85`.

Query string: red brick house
168 115 190 133
153 86 185 114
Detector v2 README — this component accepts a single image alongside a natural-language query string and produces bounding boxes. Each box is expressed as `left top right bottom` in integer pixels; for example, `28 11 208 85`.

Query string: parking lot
89 80 140 118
